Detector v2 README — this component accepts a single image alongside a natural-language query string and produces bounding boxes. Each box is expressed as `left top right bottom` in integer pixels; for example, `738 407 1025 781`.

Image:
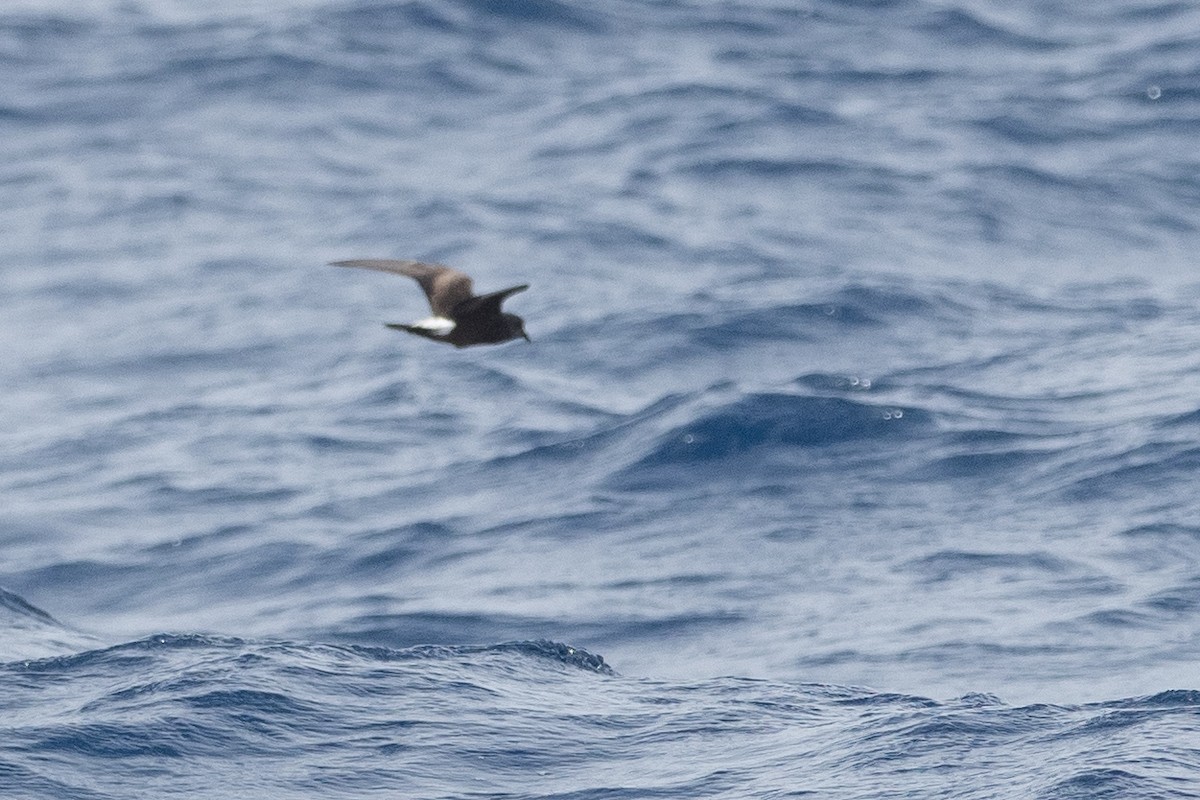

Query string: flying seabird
331 259 530 348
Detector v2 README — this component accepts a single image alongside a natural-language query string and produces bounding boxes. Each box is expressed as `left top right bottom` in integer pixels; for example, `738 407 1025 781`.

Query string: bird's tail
385 323 445 342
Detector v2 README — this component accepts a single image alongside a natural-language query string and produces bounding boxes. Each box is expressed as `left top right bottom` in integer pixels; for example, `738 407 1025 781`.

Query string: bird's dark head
504 313 531 343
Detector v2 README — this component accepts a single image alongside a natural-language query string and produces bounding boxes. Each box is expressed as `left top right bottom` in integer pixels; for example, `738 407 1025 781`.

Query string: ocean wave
6 0 1200 793
2 622 1198 798
635 393 928 462
0 587 103 660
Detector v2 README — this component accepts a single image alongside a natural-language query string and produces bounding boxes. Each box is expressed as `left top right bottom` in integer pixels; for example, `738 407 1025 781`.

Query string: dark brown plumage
331 259 530 348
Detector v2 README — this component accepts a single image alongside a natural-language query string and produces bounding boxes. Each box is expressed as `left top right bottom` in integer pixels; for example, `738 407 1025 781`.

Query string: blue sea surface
3 0 1200 796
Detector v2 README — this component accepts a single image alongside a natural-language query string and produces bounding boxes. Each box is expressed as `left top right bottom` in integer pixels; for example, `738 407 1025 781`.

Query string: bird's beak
522 331 532 342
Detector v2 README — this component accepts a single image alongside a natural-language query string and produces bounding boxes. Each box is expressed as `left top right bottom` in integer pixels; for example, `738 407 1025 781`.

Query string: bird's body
331 259 530 348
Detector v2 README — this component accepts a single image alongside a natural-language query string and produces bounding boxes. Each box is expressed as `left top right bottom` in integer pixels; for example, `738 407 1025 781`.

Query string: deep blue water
4 0 1200 796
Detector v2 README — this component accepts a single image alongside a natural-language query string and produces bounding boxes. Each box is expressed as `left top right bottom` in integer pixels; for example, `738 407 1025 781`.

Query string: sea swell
5 0 1200 796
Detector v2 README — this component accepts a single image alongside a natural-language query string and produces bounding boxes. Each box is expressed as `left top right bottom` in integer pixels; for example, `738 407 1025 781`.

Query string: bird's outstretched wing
453 284 529 318
331 259 474 318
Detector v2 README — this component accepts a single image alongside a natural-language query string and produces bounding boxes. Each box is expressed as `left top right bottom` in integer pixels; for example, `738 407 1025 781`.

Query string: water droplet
1147 85 1162 100
683 434 695 444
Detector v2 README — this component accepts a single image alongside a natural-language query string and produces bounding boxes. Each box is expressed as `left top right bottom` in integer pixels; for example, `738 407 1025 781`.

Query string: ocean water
3 0 1200 796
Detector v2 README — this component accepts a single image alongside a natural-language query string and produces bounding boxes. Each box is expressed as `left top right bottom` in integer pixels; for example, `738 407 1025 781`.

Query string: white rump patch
411 316 456 333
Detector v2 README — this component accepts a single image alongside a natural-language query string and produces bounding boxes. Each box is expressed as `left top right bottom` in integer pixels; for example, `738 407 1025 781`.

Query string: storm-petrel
331 259 530 348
